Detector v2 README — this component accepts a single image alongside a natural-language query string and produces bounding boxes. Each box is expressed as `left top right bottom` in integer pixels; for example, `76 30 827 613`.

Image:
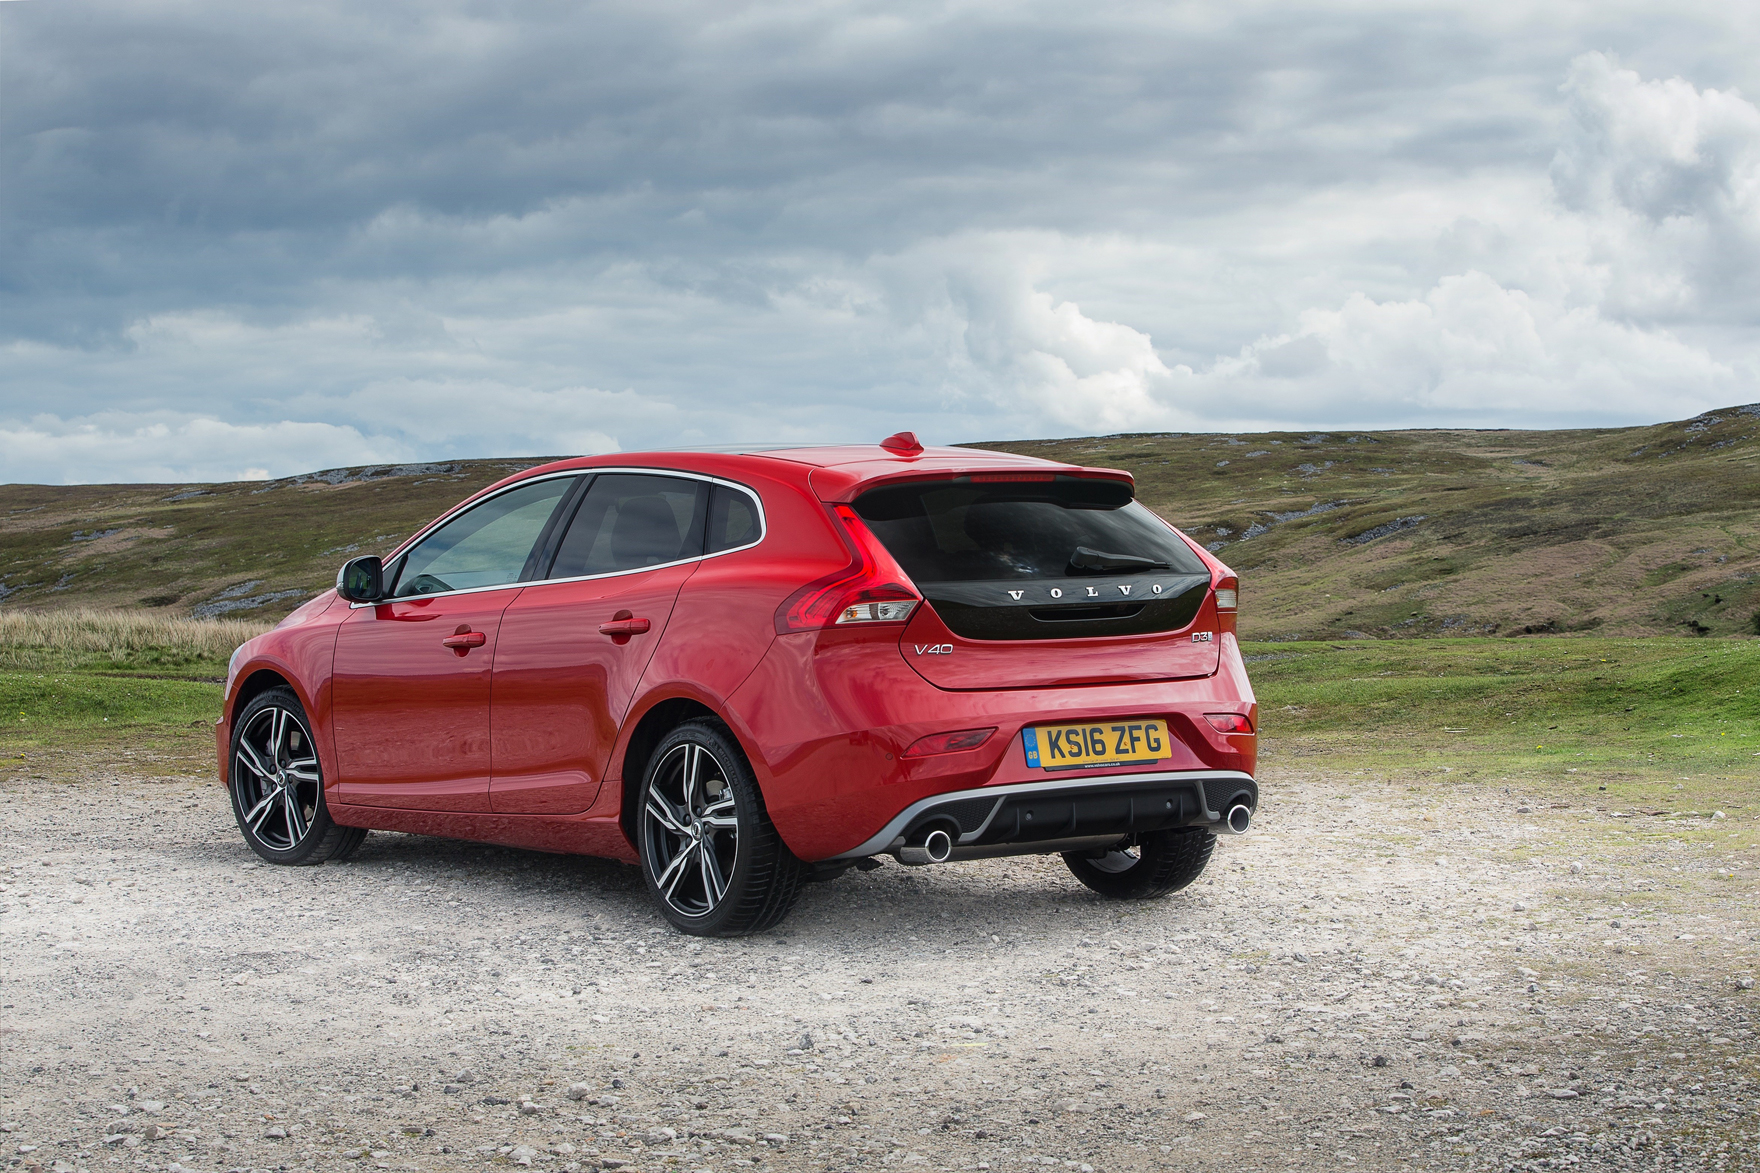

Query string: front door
331 475 579 811
490 473 708 814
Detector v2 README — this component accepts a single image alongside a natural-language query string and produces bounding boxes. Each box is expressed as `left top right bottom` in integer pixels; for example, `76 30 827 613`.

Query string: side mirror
336 555 385 603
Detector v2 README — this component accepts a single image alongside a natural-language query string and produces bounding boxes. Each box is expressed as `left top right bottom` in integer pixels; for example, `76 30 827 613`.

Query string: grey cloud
3 2 1760 481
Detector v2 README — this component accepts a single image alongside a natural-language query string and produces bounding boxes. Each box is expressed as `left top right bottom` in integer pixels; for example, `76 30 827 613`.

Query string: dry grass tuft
0 608 271 669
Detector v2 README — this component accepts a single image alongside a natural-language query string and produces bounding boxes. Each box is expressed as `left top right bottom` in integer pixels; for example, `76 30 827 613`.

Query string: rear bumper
825 768 1257 861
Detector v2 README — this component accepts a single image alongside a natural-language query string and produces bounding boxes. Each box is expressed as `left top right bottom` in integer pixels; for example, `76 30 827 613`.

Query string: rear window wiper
1067 547 1171 574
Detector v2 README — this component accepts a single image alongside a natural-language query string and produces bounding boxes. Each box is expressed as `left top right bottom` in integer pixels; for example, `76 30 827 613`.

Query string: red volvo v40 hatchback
219 435 1258 935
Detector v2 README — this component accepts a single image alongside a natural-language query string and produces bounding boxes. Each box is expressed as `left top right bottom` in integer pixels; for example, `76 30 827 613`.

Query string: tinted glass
706 485 761 554
392 478 574 597
854 480 1206 583
549 474 707 578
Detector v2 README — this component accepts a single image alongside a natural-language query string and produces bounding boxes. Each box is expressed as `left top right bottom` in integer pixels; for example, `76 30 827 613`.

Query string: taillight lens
1204 712 1254 734
1213 576 1238 634
903 727 998 757
775 506 922 633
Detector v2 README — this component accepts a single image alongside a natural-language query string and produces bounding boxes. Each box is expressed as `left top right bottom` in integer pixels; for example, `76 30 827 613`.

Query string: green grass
1246 636 1760 817
3 671 221 733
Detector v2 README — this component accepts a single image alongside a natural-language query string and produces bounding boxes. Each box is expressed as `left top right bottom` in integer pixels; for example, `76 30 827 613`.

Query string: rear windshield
853 478 1207 583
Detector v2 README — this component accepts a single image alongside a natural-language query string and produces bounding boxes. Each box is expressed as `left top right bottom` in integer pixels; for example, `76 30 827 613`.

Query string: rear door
488 473 709 815
852 475 1222 690
332 475 579 810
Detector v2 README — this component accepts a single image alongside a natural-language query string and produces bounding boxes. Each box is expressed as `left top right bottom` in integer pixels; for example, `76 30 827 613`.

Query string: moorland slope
3 405 1757 639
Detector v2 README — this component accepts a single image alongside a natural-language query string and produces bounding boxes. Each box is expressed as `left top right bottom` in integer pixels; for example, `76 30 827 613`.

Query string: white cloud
1205 270 1735 424
0 413 400 485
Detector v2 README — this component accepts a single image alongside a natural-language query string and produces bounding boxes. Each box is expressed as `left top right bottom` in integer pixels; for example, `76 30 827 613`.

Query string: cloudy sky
3 1 1759 483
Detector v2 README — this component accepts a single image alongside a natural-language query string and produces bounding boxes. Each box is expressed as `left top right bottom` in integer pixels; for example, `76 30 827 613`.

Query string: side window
548 474 708 579
390 478 575 598
706 485 762 554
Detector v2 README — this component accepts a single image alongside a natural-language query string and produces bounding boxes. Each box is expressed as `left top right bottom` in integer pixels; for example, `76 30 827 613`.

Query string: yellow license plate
1023 720 1168 770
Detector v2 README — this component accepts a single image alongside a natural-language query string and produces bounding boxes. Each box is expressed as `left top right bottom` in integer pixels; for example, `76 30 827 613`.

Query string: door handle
598 617 652 636
441 631 488 649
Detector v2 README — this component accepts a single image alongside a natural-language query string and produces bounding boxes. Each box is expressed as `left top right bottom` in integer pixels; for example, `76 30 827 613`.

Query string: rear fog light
903 727 998 757
1204 712 1253 734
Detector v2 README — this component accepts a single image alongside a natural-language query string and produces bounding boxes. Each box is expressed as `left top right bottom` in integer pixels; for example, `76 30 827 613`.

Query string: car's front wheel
1062 827 1215 899
229 686 367 865
638 719 804 936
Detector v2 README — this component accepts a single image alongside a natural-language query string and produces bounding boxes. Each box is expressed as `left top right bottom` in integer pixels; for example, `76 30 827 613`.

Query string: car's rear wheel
1062 827 1215 899
229 686 367 865
638 719 804 936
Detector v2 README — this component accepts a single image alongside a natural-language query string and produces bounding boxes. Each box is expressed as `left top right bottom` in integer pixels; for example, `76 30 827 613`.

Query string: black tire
637 719 805 936
1062 827 1216 899
228 686 364 866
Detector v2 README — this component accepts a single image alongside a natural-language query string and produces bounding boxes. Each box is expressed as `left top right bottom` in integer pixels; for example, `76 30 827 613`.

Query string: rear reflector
903 727 998 757
1204 712 1253 734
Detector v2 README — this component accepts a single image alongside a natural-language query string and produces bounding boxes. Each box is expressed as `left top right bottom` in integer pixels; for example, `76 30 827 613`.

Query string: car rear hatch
850 472 1221 690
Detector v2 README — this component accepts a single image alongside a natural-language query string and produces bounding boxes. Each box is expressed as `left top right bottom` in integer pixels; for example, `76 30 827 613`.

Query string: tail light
903 727 997 757
775 505 922 633
1204 712 1253 734
1213 575 1238 635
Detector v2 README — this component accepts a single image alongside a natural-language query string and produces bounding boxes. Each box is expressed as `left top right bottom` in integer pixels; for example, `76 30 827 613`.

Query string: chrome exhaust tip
897 827 955 865
1223 804 1253 835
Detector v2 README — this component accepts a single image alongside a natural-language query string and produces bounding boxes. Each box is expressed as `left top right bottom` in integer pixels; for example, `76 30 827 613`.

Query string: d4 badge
1191 631 1214 643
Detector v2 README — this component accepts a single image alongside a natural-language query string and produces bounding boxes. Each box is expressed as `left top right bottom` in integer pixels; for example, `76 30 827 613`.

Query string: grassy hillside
979 404 1760 640
3 404 1758 638
0 459 547 621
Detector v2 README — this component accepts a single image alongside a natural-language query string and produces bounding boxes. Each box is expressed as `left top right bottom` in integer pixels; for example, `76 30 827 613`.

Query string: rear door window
854 477 1211 640
547 474 709 579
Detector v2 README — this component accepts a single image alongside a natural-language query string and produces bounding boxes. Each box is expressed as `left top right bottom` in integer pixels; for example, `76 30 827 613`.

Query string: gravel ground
3 766 1757 1173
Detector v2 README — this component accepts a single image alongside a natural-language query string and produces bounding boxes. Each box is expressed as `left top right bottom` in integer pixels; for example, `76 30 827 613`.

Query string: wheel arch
222 663 331 793
233 667 294 715
616 696 724 844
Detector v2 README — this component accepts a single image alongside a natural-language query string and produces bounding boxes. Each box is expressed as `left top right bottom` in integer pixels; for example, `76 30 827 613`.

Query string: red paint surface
489 562 694 814
331 589 522 811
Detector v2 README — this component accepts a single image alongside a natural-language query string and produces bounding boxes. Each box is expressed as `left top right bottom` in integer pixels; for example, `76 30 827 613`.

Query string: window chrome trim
347 467 767 608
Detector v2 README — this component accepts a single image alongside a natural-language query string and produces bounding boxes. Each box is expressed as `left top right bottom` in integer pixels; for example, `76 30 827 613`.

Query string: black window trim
353 468 766 607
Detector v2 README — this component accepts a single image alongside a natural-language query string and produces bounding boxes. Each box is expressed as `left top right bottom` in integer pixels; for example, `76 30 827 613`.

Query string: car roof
488 438 1133 506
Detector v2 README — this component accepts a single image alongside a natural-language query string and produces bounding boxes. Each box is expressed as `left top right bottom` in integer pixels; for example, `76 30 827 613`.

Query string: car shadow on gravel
256 827 1153 942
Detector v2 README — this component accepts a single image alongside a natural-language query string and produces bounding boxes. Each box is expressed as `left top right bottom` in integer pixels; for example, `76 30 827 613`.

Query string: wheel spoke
681 744 701 811
281 787 302 843
646 797 687 835
236 740 273 780
284 755 321 783
243 791 278 830
656 841 697 901
269 708 288 763
286 786 310 840
701 796 737 830
700 841 727 906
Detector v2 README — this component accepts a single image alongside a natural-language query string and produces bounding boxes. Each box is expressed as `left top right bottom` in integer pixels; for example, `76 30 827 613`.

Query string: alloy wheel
641 741 741 918
233 704 323 852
